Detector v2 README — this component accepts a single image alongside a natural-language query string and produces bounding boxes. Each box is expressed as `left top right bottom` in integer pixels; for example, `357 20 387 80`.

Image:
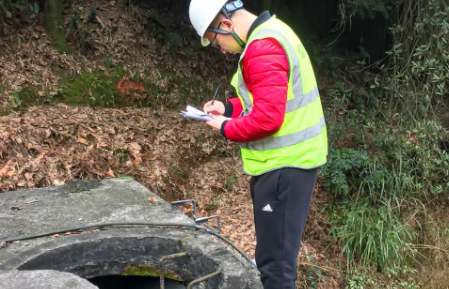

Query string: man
188 1 328 288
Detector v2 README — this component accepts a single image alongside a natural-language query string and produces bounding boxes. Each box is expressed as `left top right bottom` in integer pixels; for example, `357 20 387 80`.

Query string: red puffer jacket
222 37 289 142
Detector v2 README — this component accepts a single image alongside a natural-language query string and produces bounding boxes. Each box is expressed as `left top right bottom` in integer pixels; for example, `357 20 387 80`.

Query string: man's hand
203 100 225 116
206 115 228 131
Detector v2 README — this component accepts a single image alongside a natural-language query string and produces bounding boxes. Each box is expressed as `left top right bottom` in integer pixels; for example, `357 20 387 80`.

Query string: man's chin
223 49 239 56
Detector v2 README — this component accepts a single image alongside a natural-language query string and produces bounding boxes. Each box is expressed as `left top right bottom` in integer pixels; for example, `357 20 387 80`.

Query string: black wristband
223 103 233 118
220 120 228 139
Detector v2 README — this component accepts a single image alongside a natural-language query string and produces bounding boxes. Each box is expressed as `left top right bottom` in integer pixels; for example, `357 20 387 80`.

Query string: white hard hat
189 0 228 46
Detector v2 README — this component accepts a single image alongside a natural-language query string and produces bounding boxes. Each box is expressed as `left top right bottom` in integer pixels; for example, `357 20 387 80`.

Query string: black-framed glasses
207 7 233 48
204 2 246 49
211 23 221 48
208 23 232 48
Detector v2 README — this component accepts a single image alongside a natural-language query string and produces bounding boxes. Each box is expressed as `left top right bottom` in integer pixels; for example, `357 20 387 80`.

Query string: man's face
204 18 243 55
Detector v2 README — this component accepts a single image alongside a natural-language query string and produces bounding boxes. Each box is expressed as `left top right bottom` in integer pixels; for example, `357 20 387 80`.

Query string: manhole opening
13 234 221 289
88 275 187 289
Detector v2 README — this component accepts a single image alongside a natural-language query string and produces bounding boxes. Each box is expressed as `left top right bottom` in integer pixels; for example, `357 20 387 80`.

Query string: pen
211 86 220 105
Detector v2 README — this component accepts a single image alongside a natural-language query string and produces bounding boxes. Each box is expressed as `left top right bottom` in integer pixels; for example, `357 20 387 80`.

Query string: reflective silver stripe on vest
238 75 253 114
287 86 319 112
241 117 326 151
238 29 319 114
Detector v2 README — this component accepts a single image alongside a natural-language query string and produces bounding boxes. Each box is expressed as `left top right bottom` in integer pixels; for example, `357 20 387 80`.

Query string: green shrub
346 269 375 289
331 199 416 271
323 117 449 202
323 104 448 272
372 0 449 120
2 0 39 14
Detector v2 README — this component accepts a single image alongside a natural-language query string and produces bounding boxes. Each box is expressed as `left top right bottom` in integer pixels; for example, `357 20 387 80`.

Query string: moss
1 86 46 113
57 70 127 107
122 263 183 281
64 179 102 193
151 71 210 109
56 68 174 108
18 86 45 107
0 108 11 116
12 68 211 110
12 69 130 109
65 280 78 288
117 174 132 179
180 234 193 246
0 82 11 115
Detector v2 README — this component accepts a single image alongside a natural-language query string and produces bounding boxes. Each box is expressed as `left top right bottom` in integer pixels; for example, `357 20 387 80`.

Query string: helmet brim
201 37 211 47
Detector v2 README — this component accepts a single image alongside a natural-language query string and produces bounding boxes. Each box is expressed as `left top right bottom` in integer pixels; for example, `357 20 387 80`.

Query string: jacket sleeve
223 97 244 118
222 38 289 142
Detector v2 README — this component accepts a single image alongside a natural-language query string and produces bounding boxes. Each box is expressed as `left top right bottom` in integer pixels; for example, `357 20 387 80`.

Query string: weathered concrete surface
0 269 98 289
0 178 192 241
0 178 263 289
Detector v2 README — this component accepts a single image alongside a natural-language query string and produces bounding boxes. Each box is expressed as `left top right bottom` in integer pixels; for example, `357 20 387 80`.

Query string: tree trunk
44 0 71 53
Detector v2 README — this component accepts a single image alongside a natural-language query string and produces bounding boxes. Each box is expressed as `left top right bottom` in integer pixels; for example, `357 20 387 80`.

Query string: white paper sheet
181 105 215 121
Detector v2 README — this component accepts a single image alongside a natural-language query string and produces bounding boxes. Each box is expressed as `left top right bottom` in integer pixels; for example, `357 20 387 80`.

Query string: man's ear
221 18 234 32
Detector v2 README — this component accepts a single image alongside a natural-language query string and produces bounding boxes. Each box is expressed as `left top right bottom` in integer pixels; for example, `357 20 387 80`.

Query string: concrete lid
0 178 262 289
0 269 99 289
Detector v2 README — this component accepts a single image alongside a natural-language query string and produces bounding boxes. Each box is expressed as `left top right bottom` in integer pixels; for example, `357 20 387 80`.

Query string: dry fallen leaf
128 142 141 151
0 163 10 177
7 170 16 177
77 137 90 145
2 131 10 139
107 168 115 177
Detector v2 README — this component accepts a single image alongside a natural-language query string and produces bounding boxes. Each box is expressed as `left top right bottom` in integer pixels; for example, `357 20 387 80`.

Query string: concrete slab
0 178 192 241
0 269 99 289
0 178 263 289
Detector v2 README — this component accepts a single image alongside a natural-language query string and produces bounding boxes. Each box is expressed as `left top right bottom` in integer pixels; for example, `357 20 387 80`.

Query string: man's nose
221 47 227 54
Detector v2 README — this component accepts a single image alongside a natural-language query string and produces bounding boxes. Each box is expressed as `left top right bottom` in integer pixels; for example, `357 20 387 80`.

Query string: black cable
0 222 256 268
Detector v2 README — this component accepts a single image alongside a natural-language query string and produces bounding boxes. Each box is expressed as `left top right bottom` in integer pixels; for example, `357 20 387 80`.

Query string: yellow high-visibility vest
230 16 328 176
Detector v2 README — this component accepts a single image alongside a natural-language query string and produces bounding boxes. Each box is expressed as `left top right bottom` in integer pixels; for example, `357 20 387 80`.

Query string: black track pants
250 167 318 289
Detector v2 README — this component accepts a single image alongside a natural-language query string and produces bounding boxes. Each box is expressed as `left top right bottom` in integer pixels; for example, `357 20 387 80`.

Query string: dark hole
88 275 187 289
